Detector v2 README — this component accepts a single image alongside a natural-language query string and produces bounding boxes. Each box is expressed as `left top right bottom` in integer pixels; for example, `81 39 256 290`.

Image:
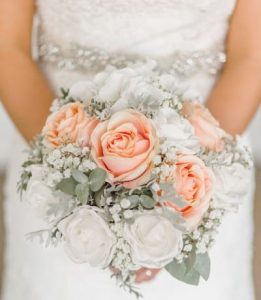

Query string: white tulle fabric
1 0 255 299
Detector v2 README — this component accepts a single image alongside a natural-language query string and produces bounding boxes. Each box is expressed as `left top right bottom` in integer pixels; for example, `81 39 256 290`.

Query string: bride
0 0 260 299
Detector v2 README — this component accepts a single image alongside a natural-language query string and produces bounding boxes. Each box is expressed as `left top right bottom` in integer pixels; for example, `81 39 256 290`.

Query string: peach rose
43 102 99 148
183 101 225 152
91 109 158 188
163 155 214 231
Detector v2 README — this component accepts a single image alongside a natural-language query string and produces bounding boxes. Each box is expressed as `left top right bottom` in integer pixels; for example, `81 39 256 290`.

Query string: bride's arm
0 0 55 142
207 0 261 135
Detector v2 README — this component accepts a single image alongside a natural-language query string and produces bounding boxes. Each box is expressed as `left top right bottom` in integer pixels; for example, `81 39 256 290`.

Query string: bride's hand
134 268 161 284
111 267 161 284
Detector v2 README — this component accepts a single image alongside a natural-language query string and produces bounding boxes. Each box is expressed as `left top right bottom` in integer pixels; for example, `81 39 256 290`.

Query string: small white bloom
124 212 183 268
106 197 113 205
123 210 134 219
120 198 131 209
151 182 161 192
46 171 63 187
81 147 90 156
63 168 72 178
183 244 193 252
52 149 62 159
72 157 80 168
81 160 96 171
204 221 213 229
153 155 162 166
209 210 217 220
112 214 121 223
58 207 117 267
192 230 200 239
165 151 177 162
196 242 207 254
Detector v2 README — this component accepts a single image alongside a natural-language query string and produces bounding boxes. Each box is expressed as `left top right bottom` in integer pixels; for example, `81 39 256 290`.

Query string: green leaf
185 247 197 273
165 259 200 286
72 169 88 184
140 195 156 209
56 177 77 196
89 168 107 192
128 195 140 208
94 188 105 208
194 253 211 281
75 182 90 204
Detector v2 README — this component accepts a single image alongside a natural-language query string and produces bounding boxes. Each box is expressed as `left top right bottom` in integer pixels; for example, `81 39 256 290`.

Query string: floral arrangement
18 64 253 298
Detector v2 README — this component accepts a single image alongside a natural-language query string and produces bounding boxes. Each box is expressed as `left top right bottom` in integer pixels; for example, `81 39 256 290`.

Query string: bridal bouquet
18 64 253 297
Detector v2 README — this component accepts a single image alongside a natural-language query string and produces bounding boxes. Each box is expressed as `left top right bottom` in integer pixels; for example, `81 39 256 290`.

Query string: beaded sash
37 35 226 76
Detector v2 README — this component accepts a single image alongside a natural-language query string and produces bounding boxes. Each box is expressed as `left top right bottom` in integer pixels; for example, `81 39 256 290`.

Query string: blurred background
0 104 260 298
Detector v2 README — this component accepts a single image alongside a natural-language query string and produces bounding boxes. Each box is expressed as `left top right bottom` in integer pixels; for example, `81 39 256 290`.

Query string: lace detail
38 36 226 76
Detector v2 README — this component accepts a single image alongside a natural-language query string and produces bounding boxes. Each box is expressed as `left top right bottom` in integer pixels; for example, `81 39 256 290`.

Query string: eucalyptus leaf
165 259 200 286
140 195 156 209
194 253 211 281
94 188 106 208
128 195 140 208
89 168 107 192
72 169 88 184
185 247 197 273
75 182 90 204
56 177 77 196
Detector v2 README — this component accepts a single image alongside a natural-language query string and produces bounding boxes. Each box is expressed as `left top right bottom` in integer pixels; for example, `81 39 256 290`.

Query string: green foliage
128 195 140 208
75 182 90 204
94 187 106 208
165 259 200 286
194 253 211 281
56 177 78 196
89 168 107 192
56 168 107 204
72 169 88 184
140 195 156 209
165 252 211 285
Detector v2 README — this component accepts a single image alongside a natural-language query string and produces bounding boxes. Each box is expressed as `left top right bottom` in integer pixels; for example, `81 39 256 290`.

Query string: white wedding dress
1 0 256 299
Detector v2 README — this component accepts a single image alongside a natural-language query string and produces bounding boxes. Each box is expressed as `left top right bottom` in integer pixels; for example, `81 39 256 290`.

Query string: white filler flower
124 212 183 268
58 207 117 268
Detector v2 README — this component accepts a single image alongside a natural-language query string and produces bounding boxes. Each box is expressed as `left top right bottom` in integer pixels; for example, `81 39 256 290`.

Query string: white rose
58 207 117 268
69 80 97 101
94 67 136 103
125 80 165 108
93 63 156 106
155 107 200 152
212 163 251 210
124 212 183 268
25 165 73 223
158 74 178 94
26 177 65 223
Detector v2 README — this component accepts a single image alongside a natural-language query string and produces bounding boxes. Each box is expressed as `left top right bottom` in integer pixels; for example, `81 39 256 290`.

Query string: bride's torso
3 2 257 300
35 0 237 99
